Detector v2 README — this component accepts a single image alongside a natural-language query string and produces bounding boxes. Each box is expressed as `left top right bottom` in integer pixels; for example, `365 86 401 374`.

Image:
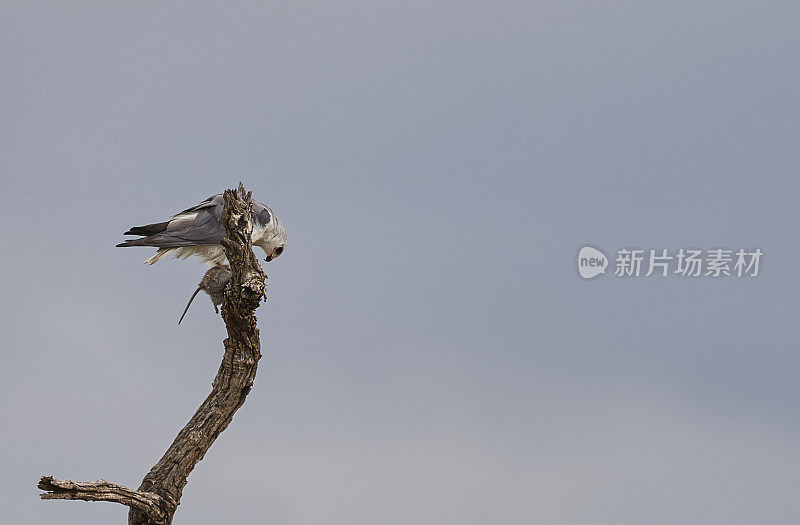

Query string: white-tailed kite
117 194 286 265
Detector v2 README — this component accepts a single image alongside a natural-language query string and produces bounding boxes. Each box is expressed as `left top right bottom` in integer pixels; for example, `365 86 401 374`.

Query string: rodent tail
178 286 203 325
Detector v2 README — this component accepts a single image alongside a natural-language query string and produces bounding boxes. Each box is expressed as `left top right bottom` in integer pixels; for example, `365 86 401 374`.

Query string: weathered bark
38 477 171 522
39 183 268 525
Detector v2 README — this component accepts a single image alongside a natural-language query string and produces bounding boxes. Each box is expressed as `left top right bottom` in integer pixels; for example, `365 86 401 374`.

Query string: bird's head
259 217 287 262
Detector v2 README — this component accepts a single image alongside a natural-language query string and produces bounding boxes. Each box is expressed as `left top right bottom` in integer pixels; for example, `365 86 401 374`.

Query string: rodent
178 264 232 324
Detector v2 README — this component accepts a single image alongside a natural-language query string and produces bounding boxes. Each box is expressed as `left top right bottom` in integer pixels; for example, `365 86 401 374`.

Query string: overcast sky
2 2 799 524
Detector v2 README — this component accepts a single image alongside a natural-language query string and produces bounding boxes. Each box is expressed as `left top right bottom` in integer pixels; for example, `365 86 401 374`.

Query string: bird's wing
173 194 222 216
118 195 226 248
162 194 225 244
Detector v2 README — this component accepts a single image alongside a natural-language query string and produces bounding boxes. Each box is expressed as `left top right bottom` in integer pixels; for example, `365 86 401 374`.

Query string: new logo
578 246 608 279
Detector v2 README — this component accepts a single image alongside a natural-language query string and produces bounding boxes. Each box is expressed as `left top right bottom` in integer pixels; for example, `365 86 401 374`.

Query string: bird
117 194 286 265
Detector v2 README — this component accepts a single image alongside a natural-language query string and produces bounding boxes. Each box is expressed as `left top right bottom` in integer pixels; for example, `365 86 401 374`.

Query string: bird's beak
265 255 273 262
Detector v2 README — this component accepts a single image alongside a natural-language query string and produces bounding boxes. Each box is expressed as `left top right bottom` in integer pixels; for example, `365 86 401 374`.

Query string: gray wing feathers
175 194 223 215
118 194 273 249
118 195 225 248
159 205 224 245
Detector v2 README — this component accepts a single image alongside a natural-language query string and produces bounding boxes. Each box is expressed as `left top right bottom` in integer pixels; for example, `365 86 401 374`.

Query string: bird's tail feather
145 248 172 265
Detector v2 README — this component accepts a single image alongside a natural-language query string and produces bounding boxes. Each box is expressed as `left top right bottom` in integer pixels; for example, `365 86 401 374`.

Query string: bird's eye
275 247 284 256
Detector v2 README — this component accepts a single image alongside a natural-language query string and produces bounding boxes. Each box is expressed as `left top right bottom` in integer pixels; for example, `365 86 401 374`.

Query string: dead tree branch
38 183 268 525
38 477 171 522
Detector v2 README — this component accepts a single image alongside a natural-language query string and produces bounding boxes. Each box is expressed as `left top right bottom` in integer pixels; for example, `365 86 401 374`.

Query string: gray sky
2 2 799 524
